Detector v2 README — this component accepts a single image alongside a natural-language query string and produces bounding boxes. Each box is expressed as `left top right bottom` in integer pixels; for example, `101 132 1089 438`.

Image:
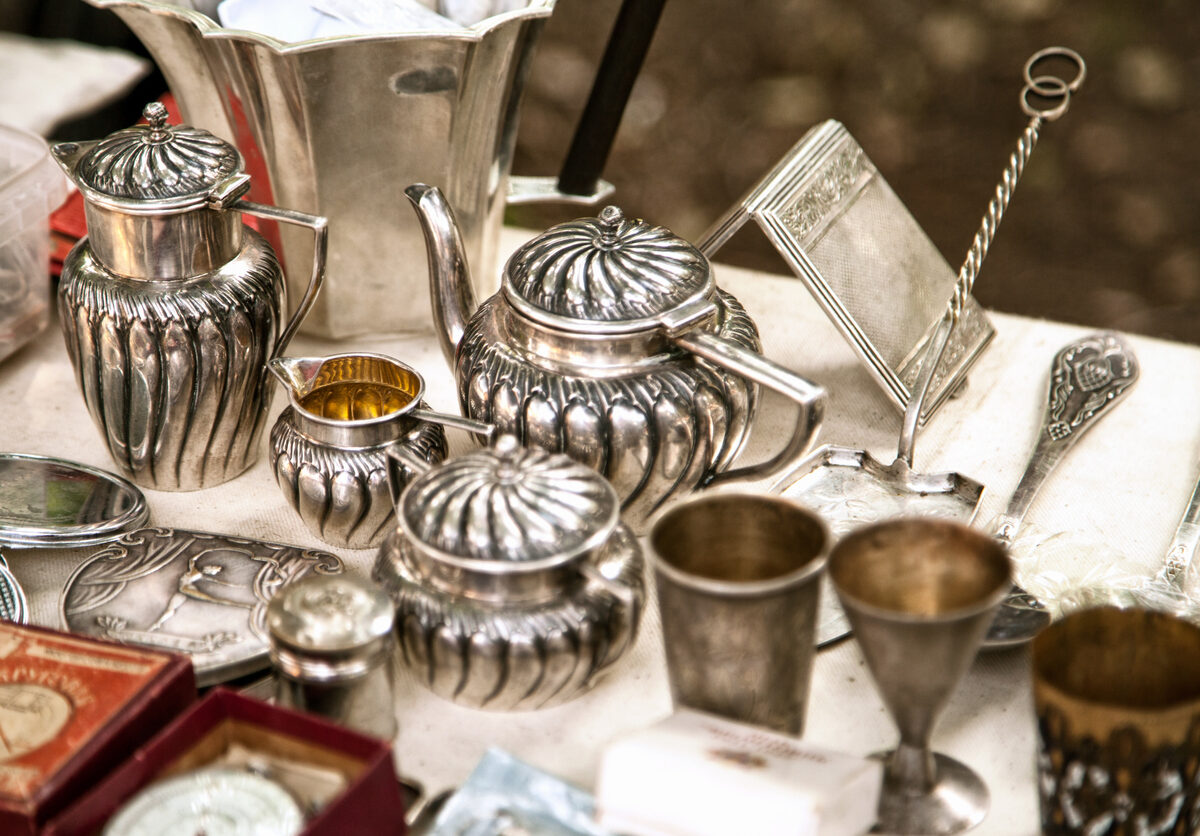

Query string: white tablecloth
8 227 1198 834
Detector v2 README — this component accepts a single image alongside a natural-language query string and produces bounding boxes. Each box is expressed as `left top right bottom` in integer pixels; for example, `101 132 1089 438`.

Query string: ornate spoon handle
993 332 1140 545
1158 470 1200 588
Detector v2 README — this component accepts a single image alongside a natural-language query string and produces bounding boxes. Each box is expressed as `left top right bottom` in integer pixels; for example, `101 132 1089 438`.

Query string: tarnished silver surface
0 453 148 548
54 105 326 491
81 0 595 339
649 492 828 736
60 527 344 686
102 768 303 836
987 331 1139 649
373 437 644 710
407 185 825 527
268 573 397 740
0 555 27 624
269 353 494 549
829 519 1010 835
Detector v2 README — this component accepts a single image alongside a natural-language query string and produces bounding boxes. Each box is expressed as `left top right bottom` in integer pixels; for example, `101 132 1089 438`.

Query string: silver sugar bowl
53 103 327 491
269 353 493 549
407 185 826 527
372 436 644 711
267 572 397 740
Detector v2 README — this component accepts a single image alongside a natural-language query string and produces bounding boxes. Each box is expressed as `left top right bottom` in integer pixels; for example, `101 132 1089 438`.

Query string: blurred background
511 0 1200 343
4 0 1198 341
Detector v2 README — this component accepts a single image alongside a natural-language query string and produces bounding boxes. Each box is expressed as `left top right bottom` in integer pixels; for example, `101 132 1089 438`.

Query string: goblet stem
888 740 938 794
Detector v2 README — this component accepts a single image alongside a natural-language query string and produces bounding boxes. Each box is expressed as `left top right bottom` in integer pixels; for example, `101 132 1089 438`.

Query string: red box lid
0 622 194 836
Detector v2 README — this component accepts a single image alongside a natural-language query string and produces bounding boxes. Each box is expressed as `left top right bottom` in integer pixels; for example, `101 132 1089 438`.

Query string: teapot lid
399 436 620 566
68 102 247 210
503 206 714 334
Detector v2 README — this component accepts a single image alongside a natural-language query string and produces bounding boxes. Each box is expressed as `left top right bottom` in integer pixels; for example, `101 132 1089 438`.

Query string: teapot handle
236 201 327 358
673 331 826 487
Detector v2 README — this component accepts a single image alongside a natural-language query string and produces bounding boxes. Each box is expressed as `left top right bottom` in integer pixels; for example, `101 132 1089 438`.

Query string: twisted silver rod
949 114 1042 324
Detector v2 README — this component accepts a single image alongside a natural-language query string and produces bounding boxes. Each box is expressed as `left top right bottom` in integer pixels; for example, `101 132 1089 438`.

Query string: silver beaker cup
84 0 614 338
648 492 828 736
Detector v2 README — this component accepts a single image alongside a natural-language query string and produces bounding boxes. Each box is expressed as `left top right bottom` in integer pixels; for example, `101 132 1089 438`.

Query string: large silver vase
85 0 561 338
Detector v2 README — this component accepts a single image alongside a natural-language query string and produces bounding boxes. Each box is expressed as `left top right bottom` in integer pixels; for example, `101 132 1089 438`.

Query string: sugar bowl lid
502 206 715 335
55 102 248 212
399 436 620 567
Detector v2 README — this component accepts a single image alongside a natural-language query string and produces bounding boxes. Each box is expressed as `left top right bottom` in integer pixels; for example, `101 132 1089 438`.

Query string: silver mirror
0 453 149 548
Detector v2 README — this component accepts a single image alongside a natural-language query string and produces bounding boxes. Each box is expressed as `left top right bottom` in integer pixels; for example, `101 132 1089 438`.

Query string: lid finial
142 102 171 142
596 205 624 248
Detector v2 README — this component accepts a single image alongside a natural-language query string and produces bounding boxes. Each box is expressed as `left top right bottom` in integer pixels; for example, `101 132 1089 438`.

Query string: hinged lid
399 436 620 566
503 206 715 335
67 102 247 211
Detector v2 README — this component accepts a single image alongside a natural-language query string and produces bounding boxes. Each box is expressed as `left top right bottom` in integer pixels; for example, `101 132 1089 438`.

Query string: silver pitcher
269 352 494 549
84 0 614 339
372 435 644 711
54 103 325 491
407 184 827 526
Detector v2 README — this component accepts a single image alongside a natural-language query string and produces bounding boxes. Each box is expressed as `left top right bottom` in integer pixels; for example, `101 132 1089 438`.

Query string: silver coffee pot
406 184 827 525
53 103 326 490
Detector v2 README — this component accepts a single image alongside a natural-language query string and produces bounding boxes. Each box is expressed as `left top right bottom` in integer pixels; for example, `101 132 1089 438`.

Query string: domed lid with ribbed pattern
399 436 619 564
503 205 713 333
72 102 244 208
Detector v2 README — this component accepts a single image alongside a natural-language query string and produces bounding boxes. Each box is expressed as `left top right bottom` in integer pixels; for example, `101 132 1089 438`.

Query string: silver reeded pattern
829 519 1011 835
407 185 825 528
373 436 644 711
268 573 398 740
269 353 493 549
53 104 326 491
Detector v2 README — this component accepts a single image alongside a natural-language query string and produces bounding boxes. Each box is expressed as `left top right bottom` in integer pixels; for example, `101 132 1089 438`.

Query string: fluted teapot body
407 185 826 526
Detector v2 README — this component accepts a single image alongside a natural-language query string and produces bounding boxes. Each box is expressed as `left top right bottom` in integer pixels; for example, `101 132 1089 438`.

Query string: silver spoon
983 331 1139 649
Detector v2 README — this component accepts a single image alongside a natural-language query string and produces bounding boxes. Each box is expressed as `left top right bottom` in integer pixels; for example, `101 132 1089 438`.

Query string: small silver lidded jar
268 572 397 740
269 352 493 549
52 102 326 490
373 435 644 711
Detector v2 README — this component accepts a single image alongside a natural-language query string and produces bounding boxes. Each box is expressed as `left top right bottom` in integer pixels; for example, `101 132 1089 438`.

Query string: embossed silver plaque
60 528 343 686
698 120 995 420
0 554 28 624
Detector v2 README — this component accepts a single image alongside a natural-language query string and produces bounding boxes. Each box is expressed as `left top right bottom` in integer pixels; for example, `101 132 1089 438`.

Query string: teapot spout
405 184 477 368
50 139 99 185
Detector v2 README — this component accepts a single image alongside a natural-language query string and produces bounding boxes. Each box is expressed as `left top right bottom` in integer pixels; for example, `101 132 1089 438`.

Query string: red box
47 688 407 835
0 622 194 836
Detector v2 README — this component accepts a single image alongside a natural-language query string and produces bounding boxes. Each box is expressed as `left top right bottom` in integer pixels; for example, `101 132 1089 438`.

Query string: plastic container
0 124 69 362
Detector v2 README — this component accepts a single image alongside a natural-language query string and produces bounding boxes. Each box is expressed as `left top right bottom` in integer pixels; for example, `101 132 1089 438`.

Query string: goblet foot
871 751 988 835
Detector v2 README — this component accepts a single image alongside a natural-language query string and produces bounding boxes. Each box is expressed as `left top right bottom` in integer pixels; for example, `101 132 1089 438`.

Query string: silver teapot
372 436 643 711
53 103 326 490
407 184 826 525
269 352 493 549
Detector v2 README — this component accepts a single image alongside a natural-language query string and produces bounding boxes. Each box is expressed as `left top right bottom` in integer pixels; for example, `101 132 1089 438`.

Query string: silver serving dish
0 453 148 548
373 436 644 710
407 186 826 527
